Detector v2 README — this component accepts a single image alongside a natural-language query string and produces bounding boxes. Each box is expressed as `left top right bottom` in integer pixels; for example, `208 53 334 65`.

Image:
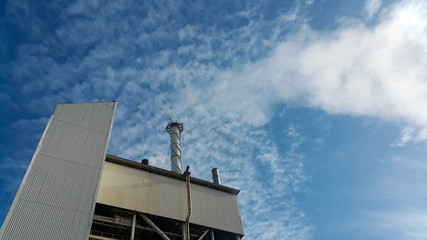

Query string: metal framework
89 203 243 240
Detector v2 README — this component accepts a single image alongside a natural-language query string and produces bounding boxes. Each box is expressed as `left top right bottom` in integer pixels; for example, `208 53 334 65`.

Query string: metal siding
0 102 117 240
97 162 244 235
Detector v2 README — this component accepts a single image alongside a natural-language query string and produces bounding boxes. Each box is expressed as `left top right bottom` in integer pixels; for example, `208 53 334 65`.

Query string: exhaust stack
141 159 149 165
166 120 184 173
212 168 221 185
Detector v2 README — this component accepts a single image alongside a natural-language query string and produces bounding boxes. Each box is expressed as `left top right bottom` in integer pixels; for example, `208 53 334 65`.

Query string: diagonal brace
139 213 171 240
197 229 210 240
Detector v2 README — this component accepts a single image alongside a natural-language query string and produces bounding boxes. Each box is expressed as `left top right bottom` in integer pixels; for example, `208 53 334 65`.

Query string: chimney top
166 120 183 134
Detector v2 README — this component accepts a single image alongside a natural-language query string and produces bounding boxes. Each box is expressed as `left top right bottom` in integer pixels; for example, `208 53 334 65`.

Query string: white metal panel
0 102 117 240
96 162 244 235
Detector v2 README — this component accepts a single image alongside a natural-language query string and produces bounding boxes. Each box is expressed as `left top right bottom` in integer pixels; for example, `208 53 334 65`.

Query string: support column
182 223 186 239
210 230 215 240
131 213 136 240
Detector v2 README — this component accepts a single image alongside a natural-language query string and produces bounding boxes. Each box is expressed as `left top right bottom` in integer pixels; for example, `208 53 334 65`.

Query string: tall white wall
0 102 117 240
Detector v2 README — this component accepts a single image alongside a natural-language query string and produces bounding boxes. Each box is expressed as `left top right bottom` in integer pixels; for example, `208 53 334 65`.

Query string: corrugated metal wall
0 102 117 240
97 162 244 235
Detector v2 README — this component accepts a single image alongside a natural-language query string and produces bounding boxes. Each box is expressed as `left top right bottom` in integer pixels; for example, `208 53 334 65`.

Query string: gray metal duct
212 168 221 185
166 120 183 173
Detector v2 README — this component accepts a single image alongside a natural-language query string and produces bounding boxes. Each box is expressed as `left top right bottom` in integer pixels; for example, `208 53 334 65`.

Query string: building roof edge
105 154 240 195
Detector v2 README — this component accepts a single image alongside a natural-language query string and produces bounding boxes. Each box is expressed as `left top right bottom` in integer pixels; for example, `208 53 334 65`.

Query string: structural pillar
131 213 136 240
210 230 215 240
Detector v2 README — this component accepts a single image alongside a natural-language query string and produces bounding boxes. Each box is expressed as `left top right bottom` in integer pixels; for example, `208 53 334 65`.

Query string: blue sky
1 0 427 239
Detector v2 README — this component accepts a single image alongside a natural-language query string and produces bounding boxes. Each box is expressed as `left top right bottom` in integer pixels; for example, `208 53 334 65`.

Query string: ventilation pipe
166 120 184 173
141 159 149 165
212 168 221 185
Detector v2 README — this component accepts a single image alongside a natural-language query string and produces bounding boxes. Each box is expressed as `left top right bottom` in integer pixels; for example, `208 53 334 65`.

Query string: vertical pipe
131 213 136 240
211 168 221 185
210 230 215 240
184 166 192 240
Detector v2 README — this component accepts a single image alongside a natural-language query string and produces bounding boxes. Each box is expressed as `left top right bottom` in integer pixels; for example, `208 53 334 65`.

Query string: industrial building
0 102 244 240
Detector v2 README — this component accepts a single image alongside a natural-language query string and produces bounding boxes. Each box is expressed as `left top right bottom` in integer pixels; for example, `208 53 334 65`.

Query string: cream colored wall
96 162 244 235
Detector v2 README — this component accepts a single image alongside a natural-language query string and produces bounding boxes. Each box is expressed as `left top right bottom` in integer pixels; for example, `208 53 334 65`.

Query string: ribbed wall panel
0 102 117 240
97 161 244 235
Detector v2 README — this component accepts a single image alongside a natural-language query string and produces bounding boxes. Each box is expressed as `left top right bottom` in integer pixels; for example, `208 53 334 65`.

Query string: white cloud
211 0 427 145
393 127 427 146
364 0 382 19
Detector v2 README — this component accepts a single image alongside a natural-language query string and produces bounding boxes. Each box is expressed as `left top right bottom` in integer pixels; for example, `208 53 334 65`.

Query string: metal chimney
166 120 184 173
212 168 221 185
141 159 149 165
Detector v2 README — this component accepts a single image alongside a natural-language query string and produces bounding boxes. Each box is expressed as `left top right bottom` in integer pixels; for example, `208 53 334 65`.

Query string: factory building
0 102 244 240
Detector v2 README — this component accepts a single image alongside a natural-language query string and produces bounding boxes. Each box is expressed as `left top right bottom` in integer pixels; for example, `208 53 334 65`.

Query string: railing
89 230 130 240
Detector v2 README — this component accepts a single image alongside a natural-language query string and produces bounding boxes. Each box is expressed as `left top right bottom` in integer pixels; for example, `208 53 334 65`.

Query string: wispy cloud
362 210 427 239
350 154 427 239
364 0 382 19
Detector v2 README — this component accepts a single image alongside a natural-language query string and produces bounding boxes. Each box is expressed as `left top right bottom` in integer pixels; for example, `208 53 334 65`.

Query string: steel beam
197 229 210 240
139 213 171 240
92 219 182 238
